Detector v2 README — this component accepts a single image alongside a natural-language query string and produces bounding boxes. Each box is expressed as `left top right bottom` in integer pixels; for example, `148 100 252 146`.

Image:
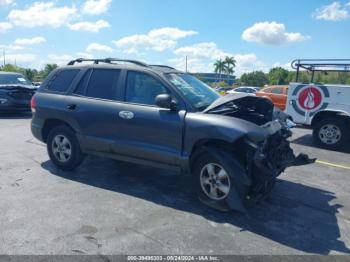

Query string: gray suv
31 58 313 212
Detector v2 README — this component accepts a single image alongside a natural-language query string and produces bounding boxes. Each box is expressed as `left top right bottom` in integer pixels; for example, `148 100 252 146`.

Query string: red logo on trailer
297 86 323 110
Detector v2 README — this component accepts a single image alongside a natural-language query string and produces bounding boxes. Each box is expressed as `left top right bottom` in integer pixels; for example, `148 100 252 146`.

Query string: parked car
227 86 259 94
0 72 37 112
256 85 288 110
31 58 313 212
286 59 350 150
215 86 232 95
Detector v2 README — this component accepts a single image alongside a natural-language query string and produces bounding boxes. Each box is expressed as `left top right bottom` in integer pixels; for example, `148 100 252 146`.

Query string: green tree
239 71 268 87
1 64 20 72
268 67 289 85
42 64 58 78
24 68 38 81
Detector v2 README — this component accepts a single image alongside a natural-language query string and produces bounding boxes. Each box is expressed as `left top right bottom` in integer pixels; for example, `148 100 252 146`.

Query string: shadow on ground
291 134 350 154
42 157 350 254
0 111 32 119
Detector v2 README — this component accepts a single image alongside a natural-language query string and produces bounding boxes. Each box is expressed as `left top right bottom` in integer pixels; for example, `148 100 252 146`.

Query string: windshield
166 73 220 110
0 74 32 86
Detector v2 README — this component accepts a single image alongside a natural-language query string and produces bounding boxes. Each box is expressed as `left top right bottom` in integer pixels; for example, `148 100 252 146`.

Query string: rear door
65 68 124 153
114 70 185 166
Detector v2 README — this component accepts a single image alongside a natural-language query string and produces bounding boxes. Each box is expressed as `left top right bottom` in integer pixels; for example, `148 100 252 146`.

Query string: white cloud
86 43 113 53
0 0 14 6
8 2 77 28
174 42 230 59
76 52 94 59
14 36 46 45
148 27 198 40
81 0 111 15
0 44 24 51
168 57 210 72
171 42 266 75
272 62 292 70
242 21 310 45
47 54 75 66
0 53 37 64
68 19 110 32
113 27 198 54
0 22 12 33
312 2 349 21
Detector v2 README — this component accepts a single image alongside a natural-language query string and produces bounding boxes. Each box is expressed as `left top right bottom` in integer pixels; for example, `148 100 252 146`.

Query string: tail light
30 95 36 113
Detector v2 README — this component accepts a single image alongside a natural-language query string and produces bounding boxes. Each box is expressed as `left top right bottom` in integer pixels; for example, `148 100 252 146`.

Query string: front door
112 71 185 166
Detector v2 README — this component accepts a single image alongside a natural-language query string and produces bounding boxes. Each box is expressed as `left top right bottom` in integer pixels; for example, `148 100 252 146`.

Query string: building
193 73 236 86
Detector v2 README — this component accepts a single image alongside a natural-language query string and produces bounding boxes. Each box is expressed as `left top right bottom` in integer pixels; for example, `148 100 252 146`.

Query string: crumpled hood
203 93 255 113
0 84 37 90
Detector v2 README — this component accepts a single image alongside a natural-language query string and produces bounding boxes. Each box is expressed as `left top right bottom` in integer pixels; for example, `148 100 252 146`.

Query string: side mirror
155 94 178 110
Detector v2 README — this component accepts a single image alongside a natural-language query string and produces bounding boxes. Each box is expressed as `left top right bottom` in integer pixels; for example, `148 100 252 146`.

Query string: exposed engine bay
203 93 315 212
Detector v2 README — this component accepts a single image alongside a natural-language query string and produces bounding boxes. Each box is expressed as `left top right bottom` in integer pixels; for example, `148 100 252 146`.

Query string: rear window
85 69 120 100
0 73 32 85
47 69 80 92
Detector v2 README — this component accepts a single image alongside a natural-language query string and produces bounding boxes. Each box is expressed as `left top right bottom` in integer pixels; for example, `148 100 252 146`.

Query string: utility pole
2 49 5 67
185 56 188 73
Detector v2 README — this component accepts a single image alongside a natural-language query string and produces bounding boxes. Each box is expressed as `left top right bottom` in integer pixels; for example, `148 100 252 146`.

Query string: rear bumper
31 122 44 142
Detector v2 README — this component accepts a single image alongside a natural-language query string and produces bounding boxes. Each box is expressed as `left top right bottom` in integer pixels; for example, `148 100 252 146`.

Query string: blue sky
0 0 349 75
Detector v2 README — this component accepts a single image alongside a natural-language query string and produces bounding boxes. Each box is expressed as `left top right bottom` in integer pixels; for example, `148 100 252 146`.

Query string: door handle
66 104 77 111
119 111 134 119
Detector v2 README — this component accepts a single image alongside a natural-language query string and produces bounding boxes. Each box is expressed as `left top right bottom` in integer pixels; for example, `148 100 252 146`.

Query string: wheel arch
42 119 76 143
311 110 350 127
188 137 245 174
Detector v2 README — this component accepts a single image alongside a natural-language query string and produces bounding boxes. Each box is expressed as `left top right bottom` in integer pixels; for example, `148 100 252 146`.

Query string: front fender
184 112 269 156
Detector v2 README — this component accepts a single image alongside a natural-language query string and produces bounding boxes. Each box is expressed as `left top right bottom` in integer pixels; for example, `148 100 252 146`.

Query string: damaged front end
204 93 315 211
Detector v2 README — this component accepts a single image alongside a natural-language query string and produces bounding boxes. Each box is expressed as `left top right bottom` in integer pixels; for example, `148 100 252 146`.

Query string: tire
313 117 349 150
193 150 249 212
47 125 84 171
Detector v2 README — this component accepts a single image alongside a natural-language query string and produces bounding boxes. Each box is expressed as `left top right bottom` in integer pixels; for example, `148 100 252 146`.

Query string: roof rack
149 65 176 70
291 59 350 82
67 58 149 67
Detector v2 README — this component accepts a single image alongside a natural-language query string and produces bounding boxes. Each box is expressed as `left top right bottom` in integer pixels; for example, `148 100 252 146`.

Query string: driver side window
125 71 168 106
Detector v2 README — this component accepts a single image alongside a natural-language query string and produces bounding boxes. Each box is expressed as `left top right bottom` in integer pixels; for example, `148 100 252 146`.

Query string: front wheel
193 150 249 212
313 117 349 150
47 125 84 171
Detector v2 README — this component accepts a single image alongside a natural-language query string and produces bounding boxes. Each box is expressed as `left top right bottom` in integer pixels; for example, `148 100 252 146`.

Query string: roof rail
149 65 176 70
291 59 350 82
67 58 149 67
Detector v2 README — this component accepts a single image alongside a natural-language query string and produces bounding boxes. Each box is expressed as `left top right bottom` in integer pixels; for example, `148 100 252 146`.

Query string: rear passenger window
47 69 80 92
85 69 120 100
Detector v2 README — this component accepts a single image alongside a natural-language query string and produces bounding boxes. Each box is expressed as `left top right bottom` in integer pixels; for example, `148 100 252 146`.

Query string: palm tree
224 56 236 83
224 56 236 68
214 59 226 82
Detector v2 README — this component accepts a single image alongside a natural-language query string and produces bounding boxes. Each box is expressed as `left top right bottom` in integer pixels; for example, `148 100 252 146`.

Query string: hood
203 93 256 113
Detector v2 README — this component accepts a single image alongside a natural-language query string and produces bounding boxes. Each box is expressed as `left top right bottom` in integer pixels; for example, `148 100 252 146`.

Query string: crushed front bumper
245 126 315 205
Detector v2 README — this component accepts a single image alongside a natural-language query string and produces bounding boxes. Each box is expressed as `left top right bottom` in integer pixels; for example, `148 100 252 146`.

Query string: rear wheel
47 125 84 170
313 117 349 150
193 150 249 212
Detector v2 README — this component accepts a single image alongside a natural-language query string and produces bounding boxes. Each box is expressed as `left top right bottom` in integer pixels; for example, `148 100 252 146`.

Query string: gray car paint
31 64 270 172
